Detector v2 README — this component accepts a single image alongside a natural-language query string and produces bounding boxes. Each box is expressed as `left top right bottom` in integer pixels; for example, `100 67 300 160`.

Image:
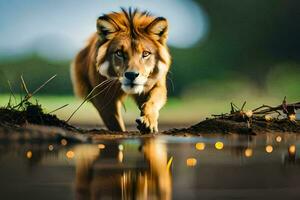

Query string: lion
71 8 171 133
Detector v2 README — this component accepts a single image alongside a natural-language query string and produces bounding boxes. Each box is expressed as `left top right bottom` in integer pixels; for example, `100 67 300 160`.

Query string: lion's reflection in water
74 139 171 200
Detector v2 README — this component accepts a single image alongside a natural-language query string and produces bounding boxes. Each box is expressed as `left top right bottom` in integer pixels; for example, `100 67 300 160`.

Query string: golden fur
71 8 171 133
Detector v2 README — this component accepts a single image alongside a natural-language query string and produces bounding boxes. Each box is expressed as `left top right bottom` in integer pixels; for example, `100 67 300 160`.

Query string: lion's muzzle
121 70 147 94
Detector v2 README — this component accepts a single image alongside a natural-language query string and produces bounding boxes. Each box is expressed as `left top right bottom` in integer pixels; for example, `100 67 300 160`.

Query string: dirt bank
165 118 300 136
1 99 300 143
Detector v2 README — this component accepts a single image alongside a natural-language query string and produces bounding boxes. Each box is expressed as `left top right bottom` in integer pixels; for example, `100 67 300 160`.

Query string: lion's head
95 8 171 94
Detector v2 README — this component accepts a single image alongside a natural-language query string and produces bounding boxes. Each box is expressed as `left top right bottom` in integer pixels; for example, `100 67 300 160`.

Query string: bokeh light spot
215 142 224 150
195 142 205 151
186 158 197 167
118 144 124 151
66 150 75 159
244 148 253 157
275 136 282 143
289 145 296 154
61 139 68 146
26 150 32 159
265 145 273 153
48 144 54 151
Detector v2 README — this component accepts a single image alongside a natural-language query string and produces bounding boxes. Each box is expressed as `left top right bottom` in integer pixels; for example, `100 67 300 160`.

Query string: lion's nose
124 71 139 81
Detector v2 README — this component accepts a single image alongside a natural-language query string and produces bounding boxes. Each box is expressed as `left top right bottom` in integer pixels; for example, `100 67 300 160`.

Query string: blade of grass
48 104 69 114
21 75 30 95
66 78 115 122
31 74 57 97
13 74 57 109
7 80 16 106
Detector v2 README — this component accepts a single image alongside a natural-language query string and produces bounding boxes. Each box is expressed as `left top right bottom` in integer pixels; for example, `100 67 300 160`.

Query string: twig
232 102 240 111
252 104 268 112
252 105 277 114
241 101 246 111
230 102 238 114
214 98 299 122
212 113 228 118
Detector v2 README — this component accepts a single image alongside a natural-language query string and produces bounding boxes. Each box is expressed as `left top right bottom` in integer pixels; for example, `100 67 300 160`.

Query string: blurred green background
0 0 299 127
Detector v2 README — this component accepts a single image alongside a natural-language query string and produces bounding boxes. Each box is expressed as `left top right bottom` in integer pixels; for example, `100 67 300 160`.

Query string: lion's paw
136 115 158 134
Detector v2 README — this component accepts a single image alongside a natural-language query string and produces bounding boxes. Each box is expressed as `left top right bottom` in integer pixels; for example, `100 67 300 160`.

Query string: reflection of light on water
244 148 253 157
26 150 32 159
118 144 124 151
265 145 273 153
215 142 224 150
48 144 54 151
186 158 197 167
289 145 296 154
195 142 205 151
66 150 75 159
118 144 124 163
118 151 124 163
167 157 173 170
275 136 282 143
98 144 105 149
61 139 68 146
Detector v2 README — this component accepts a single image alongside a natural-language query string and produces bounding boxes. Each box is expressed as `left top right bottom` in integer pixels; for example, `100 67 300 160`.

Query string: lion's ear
146 17 168 44
97 15 119 40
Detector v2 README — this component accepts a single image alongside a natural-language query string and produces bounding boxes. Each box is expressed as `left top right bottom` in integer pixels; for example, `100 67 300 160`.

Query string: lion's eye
115 50 124 58
142 51 151 58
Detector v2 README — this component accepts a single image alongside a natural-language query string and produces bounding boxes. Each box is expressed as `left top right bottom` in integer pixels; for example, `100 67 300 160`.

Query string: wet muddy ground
1 133 300 200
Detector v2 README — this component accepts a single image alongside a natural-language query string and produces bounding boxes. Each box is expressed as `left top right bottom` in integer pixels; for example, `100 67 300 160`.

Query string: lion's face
96 9 171 94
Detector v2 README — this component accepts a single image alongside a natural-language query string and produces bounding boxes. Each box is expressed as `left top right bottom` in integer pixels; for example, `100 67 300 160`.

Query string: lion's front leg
136 107 159 133
134 85 167 134
91 84 127 132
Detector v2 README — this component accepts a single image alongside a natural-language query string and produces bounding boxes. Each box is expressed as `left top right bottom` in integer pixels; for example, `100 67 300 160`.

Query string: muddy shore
1 117 299 144
1 101 299 143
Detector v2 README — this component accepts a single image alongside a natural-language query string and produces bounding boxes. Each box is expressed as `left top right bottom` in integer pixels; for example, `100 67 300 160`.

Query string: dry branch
213 97 299 125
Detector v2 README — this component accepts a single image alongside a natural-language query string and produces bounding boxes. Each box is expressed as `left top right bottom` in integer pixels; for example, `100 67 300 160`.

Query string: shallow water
1 133 300 200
